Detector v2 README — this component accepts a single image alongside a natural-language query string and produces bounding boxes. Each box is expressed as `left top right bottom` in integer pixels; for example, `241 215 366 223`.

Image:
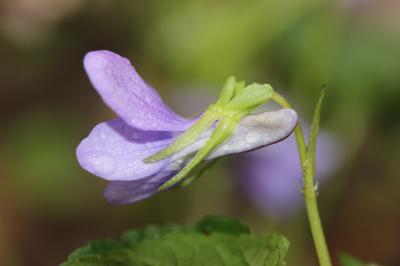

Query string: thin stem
272 92 332 266
271 93 307 163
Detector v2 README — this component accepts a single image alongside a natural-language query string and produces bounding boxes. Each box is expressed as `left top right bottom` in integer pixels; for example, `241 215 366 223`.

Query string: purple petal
83 50 194 131
208 109 298 158
169 109 298 161
76 118 174 181
98 109 298 204
104 172 174 204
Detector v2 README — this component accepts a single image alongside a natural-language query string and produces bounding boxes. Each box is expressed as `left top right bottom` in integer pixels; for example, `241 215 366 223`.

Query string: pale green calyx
144 76 275 190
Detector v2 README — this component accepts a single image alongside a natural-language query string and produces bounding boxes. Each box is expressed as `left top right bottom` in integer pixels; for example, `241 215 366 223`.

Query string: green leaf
340 253 364 266
122 224 192 246
339 253 379 266
131 232 288 266
62 216 289 266
195 215 251 235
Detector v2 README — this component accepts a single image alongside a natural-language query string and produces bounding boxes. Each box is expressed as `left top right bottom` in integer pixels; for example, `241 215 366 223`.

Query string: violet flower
76 50 298 204
236 129 342 219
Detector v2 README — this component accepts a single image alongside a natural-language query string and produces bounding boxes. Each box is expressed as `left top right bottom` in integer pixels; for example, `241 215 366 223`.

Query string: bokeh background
1 0 400 265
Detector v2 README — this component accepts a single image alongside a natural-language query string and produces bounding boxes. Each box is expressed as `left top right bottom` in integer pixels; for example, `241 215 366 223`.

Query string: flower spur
77 50 298 204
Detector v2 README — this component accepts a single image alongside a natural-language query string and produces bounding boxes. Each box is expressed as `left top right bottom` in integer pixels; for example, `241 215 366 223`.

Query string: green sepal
180 159 218 187
144 76 275 191
216 76 236 105
233 80 246 97
227 83 274 115
144 108 218 163
158 117 237 190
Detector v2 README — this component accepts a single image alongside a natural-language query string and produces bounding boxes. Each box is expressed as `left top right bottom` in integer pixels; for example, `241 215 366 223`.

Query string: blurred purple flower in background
77 50 298 204
236 129 342 219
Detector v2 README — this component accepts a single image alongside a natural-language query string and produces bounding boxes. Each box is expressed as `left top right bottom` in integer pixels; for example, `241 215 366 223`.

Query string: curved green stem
271 93 307 163
272 92 332 266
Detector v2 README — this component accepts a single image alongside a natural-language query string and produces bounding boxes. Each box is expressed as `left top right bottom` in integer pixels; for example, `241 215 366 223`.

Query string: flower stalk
272 92 332 266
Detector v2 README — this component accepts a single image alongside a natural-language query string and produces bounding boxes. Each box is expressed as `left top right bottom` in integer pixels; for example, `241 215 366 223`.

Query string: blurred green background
1 0 399 265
